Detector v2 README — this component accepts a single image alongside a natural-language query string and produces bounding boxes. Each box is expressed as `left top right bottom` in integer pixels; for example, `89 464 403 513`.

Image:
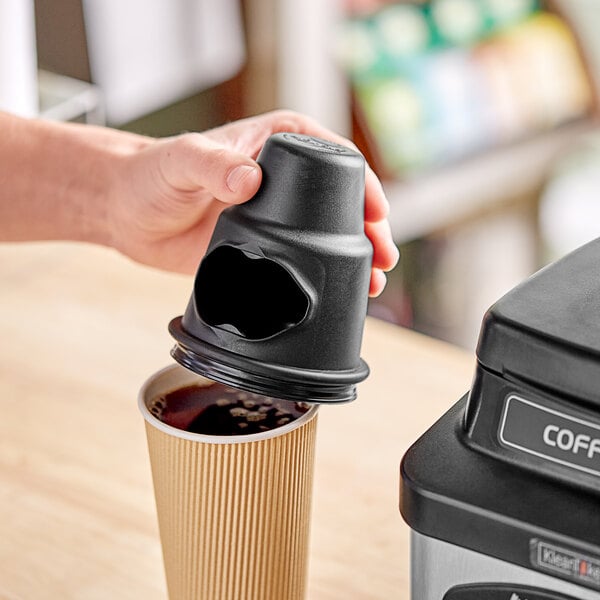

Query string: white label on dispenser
499 394 600 478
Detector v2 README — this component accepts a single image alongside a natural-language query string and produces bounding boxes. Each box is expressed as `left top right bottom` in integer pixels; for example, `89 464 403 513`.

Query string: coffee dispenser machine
401 239 600 600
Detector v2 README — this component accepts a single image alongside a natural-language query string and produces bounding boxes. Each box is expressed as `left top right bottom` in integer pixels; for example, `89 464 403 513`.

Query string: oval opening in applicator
195 245 310 340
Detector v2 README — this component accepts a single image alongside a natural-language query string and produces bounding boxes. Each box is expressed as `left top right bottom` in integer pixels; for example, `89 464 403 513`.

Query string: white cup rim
139 363 319 444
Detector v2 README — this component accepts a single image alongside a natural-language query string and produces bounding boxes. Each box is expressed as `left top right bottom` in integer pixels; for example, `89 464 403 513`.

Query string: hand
108 110 399 296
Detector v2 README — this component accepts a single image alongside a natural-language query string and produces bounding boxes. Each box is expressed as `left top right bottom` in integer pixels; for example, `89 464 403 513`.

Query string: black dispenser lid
477 238 600 406
169 133 373 403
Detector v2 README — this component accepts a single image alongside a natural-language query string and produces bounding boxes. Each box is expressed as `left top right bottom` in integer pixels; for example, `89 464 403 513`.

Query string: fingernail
227 165 260 193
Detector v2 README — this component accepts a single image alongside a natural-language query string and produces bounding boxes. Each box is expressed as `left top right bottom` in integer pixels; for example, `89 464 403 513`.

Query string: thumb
156 132 262 204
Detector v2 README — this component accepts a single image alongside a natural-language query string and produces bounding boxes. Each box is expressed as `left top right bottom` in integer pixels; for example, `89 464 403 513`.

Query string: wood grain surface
0 242 473 600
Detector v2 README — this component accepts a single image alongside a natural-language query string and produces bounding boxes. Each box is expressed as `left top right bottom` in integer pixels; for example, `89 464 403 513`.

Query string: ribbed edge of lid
169 317 369 403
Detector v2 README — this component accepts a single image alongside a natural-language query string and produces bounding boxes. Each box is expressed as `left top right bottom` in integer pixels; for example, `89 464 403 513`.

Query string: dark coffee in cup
149 381 310 436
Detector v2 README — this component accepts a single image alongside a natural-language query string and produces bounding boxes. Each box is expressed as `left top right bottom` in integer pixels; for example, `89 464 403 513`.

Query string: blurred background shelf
38 69 104 124
385 118 596 244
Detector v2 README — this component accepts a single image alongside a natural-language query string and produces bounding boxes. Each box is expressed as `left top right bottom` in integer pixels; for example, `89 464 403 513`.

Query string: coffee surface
150 382 310 436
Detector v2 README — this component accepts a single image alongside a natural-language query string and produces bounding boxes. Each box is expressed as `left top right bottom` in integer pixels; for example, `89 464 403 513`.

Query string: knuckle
270 108 301 122
158 134 204 164
267 109 311 132
174 132 205 153
171 133 231 170
210 147 232 168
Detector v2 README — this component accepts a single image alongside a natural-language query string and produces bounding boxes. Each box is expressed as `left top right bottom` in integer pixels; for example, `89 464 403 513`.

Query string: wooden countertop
0 242 474 600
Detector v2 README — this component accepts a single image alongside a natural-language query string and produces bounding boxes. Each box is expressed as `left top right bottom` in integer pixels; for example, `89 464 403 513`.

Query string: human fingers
155 133 262 205
370 268 387 297
209 112 361 167
364 167 390 222
365 219 399 271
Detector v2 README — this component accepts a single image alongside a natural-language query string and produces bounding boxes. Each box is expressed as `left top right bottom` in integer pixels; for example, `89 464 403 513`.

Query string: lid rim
169 318 369 403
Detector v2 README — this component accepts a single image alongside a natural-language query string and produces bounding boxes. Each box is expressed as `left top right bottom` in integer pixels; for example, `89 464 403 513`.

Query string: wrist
0 112 151 246
54 122 151 247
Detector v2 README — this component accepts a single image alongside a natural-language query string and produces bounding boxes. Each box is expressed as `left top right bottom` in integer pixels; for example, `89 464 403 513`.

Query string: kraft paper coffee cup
139 364 319 600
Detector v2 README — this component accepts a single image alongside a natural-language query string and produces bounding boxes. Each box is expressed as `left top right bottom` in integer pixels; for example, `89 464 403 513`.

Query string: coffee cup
139 364 319 600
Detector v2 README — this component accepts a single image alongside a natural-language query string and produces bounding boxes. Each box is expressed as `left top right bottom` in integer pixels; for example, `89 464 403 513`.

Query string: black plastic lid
477 238 600 407
169 317 368 403
169 133 372 403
